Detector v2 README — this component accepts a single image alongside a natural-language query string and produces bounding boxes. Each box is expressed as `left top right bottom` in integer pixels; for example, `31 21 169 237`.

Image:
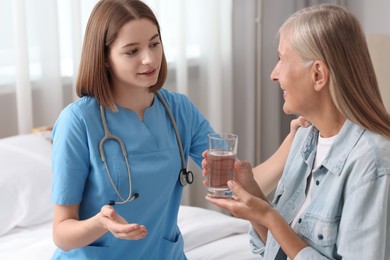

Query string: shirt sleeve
51 106 90 205
182 96 214 168
294 247 329 260
335 173 390 259
248 224 266 256
159 90 214 169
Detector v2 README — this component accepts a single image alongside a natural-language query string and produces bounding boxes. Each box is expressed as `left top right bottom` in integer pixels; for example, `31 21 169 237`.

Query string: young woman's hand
290 116 310 135
230 160 264 197
100 205 147 240
202 150 262 197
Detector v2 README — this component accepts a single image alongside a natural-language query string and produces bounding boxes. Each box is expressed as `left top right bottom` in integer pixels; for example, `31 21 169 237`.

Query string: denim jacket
249 120 390 259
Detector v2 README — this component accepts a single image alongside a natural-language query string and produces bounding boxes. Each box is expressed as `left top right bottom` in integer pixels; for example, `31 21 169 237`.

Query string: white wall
348 0 390 34
366 35 390 112
232 0 257 164
348 0 390 112
259 0 296 162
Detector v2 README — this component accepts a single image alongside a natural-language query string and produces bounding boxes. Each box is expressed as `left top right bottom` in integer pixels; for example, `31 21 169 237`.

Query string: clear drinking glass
207 133 238 198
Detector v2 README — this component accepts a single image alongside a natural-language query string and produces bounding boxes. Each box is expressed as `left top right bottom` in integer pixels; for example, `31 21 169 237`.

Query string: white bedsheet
0 222 53 260
0 134 260 259
0 206 260 260
185 233 257 260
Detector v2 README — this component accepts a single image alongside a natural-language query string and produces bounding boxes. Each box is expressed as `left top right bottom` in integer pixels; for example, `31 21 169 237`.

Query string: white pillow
178 205 249 251
0 134 53 237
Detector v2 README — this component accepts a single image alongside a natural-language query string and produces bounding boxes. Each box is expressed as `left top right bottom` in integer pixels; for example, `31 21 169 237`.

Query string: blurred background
0 0 389 210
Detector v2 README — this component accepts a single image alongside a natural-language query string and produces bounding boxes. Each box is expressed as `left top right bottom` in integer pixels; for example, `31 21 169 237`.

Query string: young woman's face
107 18 162 91
270 33 316 116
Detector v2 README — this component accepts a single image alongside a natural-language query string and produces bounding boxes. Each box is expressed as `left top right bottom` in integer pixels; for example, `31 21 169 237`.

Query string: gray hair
280 4 390 137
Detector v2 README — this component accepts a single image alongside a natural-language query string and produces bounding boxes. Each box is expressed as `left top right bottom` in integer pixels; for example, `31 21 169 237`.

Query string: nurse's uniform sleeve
184 97 214 168
51 105 90 205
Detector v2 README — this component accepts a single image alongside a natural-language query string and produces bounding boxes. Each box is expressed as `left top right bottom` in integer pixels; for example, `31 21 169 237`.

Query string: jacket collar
301 120 365 176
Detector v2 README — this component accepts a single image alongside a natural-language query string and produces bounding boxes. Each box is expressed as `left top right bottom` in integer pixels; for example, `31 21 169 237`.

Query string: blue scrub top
51 88 214 259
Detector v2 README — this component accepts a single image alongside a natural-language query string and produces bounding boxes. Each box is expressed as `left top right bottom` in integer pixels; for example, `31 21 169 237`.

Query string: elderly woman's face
270 32 318 117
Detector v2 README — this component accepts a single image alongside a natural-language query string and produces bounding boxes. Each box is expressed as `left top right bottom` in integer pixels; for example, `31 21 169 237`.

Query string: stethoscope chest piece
179 169 194 186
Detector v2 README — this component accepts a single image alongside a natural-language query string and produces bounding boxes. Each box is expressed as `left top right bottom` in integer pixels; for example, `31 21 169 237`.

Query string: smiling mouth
281 88 287 98
138 69 157 76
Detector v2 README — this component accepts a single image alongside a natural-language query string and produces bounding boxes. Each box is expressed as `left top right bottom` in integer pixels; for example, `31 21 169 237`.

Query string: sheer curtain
144 0 233 134
0 0 232 210
0 0 96 137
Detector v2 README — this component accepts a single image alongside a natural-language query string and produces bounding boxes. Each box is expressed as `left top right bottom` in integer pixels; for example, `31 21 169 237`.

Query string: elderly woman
204 4 390 260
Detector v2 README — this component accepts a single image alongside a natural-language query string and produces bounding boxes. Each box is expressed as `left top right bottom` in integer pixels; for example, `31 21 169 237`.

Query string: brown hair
280 4 390 138
76 0 167 110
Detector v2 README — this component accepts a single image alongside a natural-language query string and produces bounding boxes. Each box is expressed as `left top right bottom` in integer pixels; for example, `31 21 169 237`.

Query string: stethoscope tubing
155 91 193 186
99 105 135 205
99 91 193 206
155 91 187 170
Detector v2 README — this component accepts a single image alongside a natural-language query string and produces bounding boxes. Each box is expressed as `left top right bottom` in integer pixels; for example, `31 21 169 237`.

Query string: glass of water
207 133 238 198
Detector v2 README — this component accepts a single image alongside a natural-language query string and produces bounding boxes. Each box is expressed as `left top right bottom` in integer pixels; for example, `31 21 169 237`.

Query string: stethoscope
99 91 194 206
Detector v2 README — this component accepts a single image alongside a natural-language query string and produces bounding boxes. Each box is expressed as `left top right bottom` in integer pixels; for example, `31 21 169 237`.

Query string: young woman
51 0 214 259
51 0 306 258
204 4 390 260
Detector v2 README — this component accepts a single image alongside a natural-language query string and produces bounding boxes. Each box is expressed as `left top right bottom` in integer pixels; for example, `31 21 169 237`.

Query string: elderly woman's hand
202 151 261 197
205 180 273 226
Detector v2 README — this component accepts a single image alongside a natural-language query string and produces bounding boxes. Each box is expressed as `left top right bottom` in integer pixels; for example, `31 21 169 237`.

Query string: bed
0 133 260 260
